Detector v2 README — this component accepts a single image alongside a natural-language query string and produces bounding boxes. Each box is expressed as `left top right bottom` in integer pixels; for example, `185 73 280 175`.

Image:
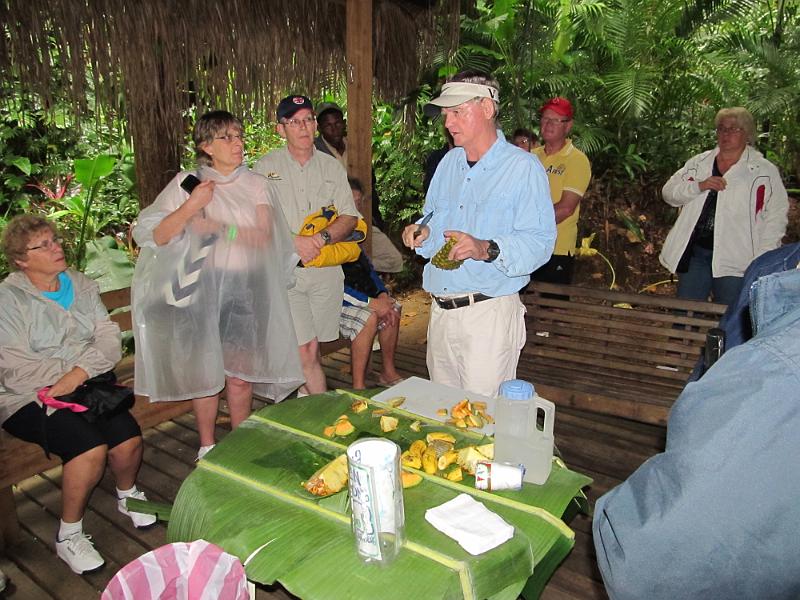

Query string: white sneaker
197 444 215 461
55 533 104 574
0 567 7 592
118 490 158 528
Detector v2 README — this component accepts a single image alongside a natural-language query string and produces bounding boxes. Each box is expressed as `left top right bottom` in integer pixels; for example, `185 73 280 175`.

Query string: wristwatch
319 230 332 245
484 240 500 263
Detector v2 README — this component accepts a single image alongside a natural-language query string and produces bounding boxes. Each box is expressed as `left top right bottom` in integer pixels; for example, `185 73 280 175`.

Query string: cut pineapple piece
388 396 406 408
380 415 399 433
409 420 422 432
350 399 368 413
436 408 448 417
304 454 348 497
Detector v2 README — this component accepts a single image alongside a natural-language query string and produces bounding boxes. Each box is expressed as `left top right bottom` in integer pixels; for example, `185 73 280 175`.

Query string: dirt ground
395 288 431 346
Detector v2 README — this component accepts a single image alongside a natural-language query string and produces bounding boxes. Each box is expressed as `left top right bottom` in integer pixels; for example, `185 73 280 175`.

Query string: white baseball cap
423 82 500 117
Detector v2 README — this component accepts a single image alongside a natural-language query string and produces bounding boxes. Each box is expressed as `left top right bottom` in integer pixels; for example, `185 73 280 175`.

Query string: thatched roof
0 0 461 206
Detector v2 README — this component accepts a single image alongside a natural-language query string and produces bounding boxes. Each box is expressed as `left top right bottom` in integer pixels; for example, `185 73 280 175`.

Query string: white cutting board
371 376 495 435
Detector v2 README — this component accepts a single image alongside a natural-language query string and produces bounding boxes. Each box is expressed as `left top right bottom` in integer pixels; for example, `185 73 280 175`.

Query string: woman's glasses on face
282 116 316 128
715 126 744 135
214 133 244 143
27 236 63 252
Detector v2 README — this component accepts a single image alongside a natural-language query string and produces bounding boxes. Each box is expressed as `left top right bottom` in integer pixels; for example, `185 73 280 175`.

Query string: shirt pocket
473 191 515 238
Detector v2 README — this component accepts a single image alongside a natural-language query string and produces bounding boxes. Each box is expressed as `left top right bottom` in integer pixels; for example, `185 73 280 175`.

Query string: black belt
433 293 493 310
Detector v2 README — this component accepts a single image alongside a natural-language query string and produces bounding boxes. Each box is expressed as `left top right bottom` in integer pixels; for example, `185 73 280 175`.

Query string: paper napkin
424 493 515 555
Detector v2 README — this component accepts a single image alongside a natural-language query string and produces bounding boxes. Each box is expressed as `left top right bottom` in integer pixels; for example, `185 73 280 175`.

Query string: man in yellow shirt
533 97 592 284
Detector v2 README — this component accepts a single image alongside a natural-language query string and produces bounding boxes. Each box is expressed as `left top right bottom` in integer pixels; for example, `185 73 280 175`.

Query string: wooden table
166 390 592 600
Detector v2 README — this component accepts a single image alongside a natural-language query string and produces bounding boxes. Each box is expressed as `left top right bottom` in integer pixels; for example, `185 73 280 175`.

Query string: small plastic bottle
493 379 555 485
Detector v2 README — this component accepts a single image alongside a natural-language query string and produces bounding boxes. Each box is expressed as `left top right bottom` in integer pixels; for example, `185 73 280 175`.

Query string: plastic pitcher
493 379 556 485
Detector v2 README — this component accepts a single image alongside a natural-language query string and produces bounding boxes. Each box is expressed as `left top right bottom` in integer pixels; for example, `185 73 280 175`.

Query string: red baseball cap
540 97 574 119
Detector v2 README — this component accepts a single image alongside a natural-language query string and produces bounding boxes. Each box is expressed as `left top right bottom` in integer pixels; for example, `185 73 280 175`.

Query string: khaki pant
426 293 526 397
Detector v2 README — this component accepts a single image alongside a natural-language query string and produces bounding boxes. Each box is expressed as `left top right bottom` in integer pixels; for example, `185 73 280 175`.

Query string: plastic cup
347 438 406 564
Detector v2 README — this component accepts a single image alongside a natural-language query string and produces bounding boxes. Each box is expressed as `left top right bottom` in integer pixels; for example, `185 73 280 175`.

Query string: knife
414 211 434 238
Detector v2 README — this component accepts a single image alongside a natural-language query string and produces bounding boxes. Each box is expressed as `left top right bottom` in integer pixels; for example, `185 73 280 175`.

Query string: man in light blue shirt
402 70 555 397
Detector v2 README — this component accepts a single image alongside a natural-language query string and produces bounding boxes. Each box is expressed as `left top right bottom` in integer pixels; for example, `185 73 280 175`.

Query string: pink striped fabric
102 540 249 600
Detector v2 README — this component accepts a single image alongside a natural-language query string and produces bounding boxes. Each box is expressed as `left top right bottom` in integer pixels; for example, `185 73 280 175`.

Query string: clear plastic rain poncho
132 165 303 402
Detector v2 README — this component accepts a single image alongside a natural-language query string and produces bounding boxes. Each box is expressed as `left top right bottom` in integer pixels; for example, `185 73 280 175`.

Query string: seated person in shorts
340 179 405 389
0 215 156 575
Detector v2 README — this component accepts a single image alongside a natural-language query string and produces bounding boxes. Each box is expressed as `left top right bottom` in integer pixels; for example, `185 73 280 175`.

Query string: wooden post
346 0 374 255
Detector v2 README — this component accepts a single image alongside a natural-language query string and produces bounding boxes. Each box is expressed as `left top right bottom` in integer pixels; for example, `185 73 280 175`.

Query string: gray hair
449 70 500 120
193 110 243 167
2 214 58 270
715 107 756 145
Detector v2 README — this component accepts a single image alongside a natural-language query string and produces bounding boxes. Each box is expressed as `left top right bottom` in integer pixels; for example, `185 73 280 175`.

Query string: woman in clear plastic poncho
132 111 303 460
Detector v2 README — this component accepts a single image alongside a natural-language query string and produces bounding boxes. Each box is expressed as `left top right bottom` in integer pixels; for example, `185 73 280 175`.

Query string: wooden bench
520 281 726 427
0 287 193 551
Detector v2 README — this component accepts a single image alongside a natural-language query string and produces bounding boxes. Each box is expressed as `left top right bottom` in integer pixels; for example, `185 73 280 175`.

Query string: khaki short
288 267 344 345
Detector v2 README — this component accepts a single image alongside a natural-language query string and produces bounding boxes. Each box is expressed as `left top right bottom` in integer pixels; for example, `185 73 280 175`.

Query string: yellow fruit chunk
401 451 422 469
409 440 427 458
380 415 399 433
437 450 459 471
471 401 488 411
323 425 336 438
465 413 483 428
445 466 463 482
451 399 471 420
401 470 423 488
351 399 368 413
409 420 422 432
436 408 448 417
426 432 456 445
372 409 389 416
422 447 437 474
477 443 495 460
456 446 483 475
387 396 406 408
334 416 355 436
304 454 348 496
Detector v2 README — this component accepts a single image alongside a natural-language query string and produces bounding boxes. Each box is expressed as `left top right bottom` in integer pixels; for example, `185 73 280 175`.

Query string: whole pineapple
431 237 464 270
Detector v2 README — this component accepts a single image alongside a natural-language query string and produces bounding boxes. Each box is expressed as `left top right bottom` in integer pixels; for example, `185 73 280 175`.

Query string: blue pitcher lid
499 379 534 400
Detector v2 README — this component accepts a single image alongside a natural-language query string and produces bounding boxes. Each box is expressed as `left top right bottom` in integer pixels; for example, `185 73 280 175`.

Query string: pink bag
102 540 249 600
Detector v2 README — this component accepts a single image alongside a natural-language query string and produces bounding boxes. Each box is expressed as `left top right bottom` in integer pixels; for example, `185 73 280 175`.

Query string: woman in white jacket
659 107 788 305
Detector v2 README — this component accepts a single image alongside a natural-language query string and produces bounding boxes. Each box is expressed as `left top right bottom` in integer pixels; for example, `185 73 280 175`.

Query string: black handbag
42 371 135 423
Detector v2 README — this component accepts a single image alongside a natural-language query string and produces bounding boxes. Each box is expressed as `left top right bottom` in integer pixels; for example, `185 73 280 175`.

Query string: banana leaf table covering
167 390 592 600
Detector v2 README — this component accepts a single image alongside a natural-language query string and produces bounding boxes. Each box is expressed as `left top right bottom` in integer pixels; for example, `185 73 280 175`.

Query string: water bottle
493 379 555 485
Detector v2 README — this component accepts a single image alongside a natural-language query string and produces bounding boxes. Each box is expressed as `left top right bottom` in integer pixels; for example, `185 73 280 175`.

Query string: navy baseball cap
277 95 314 121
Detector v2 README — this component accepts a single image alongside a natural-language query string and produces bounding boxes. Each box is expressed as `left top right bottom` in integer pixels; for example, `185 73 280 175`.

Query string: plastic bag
102 540 249 600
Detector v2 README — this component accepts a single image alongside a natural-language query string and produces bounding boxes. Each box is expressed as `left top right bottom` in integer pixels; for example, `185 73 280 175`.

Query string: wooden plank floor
0 343 666 599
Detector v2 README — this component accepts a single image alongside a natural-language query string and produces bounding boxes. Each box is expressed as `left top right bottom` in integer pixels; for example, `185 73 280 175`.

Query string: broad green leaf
83 237 135 292
9 156 31 175
168 392 591 600
73 155 116 187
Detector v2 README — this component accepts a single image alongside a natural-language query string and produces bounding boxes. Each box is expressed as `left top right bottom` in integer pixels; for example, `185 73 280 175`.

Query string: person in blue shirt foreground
402 70 555 397
593 266 800 599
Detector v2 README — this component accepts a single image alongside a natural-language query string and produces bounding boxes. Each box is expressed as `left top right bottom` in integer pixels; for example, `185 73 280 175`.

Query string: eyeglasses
214 133 244 143
715 126 744 135
282 116 316 128
541 117 570 125
27 236 63 252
